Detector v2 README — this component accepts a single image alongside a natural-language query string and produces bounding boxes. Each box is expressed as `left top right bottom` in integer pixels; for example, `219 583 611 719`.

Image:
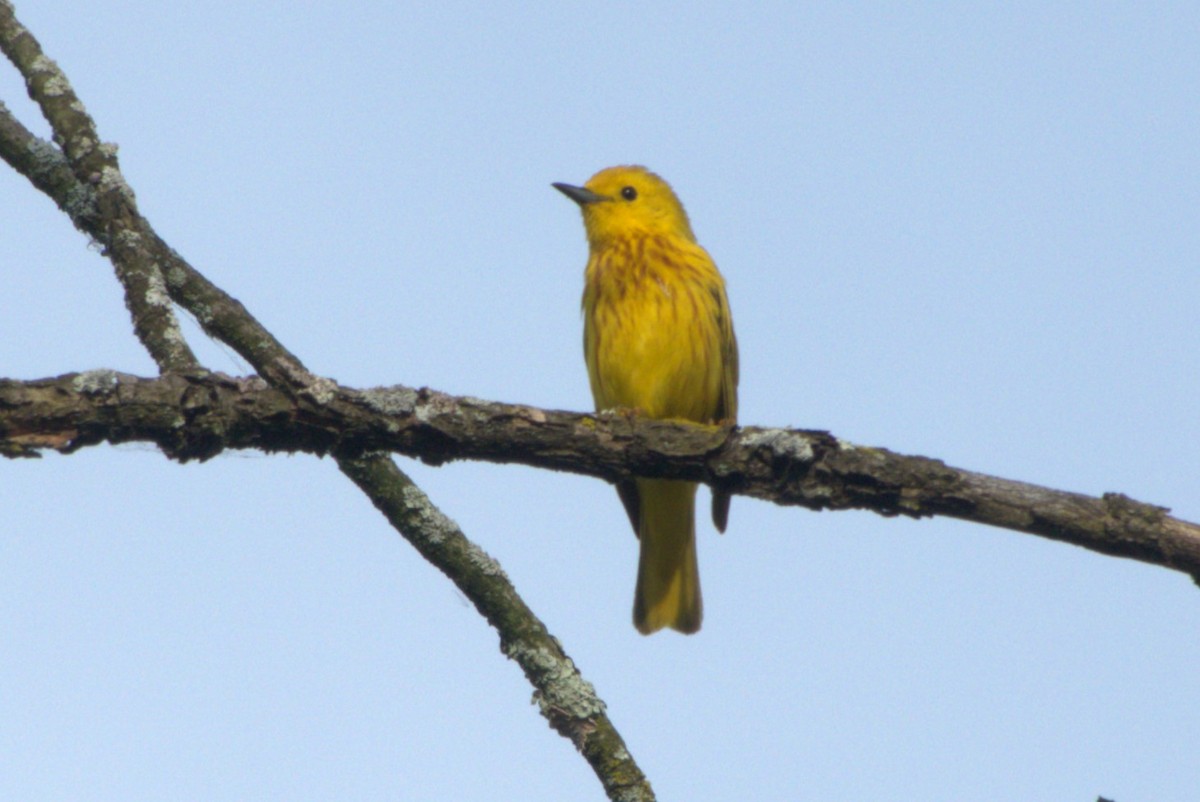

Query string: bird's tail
633 479 702 634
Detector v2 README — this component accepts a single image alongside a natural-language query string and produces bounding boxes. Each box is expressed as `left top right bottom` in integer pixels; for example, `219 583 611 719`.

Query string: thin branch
0 14 309 390
338 455 654 802
0 92 311 388
0 2 198 373
4 370 1199 587
0 54 318 396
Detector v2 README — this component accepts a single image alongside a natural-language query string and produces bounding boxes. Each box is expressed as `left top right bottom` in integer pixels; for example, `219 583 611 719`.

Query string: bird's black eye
620 186 638 201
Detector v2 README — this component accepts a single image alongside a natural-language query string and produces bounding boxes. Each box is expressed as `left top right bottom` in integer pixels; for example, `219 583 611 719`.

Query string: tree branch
0 5 654 798
5 370 1199 586
0 2 198 373
337 455 653 802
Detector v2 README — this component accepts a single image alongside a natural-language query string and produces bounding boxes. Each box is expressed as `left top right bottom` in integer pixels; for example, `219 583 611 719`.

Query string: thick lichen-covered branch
4 370 1199 587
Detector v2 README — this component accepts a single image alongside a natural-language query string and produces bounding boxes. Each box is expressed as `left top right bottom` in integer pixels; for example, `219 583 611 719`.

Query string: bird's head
553 165 695 247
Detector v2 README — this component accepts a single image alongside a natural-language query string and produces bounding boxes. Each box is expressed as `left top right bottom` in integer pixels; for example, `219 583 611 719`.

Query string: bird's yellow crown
567 165 696 248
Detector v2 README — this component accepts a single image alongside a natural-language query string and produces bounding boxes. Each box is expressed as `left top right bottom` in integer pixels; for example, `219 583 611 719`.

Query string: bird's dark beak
552 182 607 206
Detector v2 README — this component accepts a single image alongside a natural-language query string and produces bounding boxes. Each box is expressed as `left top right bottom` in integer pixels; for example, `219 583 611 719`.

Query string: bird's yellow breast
583 232 728 423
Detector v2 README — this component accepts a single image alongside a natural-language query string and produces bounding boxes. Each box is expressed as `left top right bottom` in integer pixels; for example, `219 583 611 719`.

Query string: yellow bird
553 165 738 634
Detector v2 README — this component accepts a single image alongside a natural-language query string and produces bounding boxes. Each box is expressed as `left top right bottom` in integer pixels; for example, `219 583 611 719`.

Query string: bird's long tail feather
633 479 702 634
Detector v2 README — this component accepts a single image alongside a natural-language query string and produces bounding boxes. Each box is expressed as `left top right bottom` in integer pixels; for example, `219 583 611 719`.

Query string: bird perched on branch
553 165 739 634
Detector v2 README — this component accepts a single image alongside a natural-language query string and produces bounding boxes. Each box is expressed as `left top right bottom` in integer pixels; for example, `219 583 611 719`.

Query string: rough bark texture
5 370 1199 585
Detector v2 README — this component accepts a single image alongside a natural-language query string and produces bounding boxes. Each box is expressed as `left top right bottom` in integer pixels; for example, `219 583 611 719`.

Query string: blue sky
2 3 1199 800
